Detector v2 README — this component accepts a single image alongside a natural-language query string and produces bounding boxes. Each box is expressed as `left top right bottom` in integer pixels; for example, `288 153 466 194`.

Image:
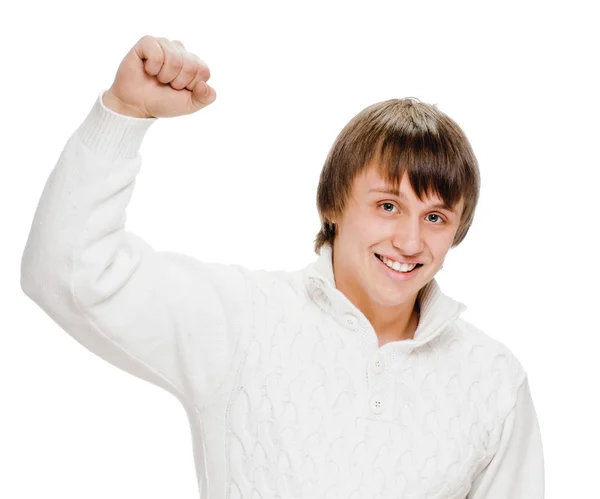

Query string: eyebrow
368 187 455 212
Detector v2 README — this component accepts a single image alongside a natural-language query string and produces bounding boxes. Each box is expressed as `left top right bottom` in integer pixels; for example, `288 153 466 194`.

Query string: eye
427 214 446 224
380 202 397 213
378 203 446 224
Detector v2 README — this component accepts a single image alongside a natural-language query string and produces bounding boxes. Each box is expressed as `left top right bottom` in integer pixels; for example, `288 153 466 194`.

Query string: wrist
102 90 152 119
75 90 158 161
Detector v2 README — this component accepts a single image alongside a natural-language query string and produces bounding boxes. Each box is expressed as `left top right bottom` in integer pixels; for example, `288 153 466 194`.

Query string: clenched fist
103 35 216 119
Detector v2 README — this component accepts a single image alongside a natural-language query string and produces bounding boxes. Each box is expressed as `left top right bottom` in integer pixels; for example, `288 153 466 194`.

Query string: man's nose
392 218 424 255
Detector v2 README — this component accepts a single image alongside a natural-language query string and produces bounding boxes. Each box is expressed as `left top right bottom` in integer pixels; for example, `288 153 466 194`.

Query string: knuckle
155 36 171 52
181 59 198 76
191 55 210 79
170 53 184 71
165 43 184 68
159 57 181 74
152 37 169 60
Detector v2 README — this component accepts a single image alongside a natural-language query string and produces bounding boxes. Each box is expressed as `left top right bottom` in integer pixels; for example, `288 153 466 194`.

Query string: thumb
191 80 216 110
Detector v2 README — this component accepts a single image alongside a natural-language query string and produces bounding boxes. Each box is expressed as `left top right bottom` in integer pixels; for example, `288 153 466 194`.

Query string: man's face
331 162 465 310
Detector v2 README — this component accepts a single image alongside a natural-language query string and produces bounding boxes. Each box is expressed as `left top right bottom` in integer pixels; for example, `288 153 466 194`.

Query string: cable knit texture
20 90 545 499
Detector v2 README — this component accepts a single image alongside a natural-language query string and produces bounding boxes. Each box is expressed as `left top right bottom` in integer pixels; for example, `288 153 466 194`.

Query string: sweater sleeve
466 376 545 499
20 90 250 406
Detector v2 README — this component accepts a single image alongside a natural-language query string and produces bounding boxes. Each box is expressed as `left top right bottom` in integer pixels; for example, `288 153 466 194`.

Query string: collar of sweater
302 244 468 352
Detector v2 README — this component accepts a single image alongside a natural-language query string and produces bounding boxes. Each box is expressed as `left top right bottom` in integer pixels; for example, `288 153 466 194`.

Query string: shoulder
232 264 309 308
441 317 528 417
450 317 527 382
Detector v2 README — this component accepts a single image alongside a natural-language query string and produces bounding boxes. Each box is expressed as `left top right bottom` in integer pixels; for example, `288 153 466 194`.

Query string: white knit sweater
21 91 545 499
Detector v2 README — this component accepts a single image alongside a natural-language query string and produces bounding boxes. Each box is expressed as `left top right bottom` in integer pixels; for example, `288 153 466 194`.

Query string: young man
21 35 544 498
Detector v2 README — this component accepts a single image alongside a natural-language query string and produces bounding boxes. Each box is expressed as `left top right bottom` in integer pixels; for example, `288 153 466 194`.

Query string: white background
2 0 598 497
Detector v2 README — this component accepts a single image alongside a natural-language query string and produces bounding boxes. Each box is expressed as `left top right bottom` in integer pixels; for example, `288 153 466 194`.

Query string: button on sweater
20 91 545 499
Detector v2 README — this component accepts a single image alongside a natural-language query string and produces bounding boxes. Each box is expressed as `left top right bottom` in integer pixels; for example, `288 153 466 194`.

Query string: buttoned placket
314 280 395 420
365 349 390 418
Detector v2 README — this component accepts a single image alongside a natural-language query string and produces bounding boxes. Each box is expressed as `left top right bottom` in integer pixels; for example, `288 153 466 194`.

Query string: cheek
361 215 387 235
430 237 454 257
345 215 380 238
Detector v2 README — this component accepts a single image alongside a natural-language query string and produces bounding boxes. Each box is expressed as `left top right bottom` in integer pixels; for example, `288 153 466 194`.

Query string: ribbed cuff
75 90 158 161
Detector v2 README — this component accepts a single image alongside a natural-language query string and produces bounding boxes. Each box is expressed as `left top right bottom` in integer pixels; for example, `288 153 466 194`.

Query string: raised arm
20 36 249 407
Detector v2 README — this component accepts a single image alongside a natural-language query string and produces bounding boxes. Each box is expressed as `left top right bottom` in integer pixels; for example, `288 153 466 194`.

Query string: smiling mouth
374 253 423 273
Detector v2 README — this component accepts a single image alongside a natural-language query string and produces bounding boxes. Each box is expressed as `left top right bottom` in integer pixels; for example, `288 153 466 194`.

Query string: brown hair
313 97 481 254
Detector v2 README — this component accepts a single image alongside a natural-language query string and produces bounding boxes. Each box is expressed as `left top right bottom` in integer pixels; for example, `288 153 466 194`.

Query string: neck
366 295 420 346
332 246 421 345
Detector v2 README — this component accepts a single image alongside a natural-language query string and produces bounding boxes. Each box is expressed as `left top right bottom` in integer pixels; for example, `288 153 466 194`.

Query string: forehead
361 162 403 185
355 162 418 196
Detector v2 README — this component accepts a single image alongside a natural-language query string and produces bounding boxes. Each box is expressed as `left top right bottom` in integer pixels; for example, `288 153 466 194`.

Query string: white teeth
380 255 417 272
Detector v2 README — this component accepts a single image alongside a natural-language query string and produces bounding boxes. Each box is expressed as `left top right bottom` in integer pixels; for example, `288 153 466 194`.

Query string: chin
377 292 414 308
